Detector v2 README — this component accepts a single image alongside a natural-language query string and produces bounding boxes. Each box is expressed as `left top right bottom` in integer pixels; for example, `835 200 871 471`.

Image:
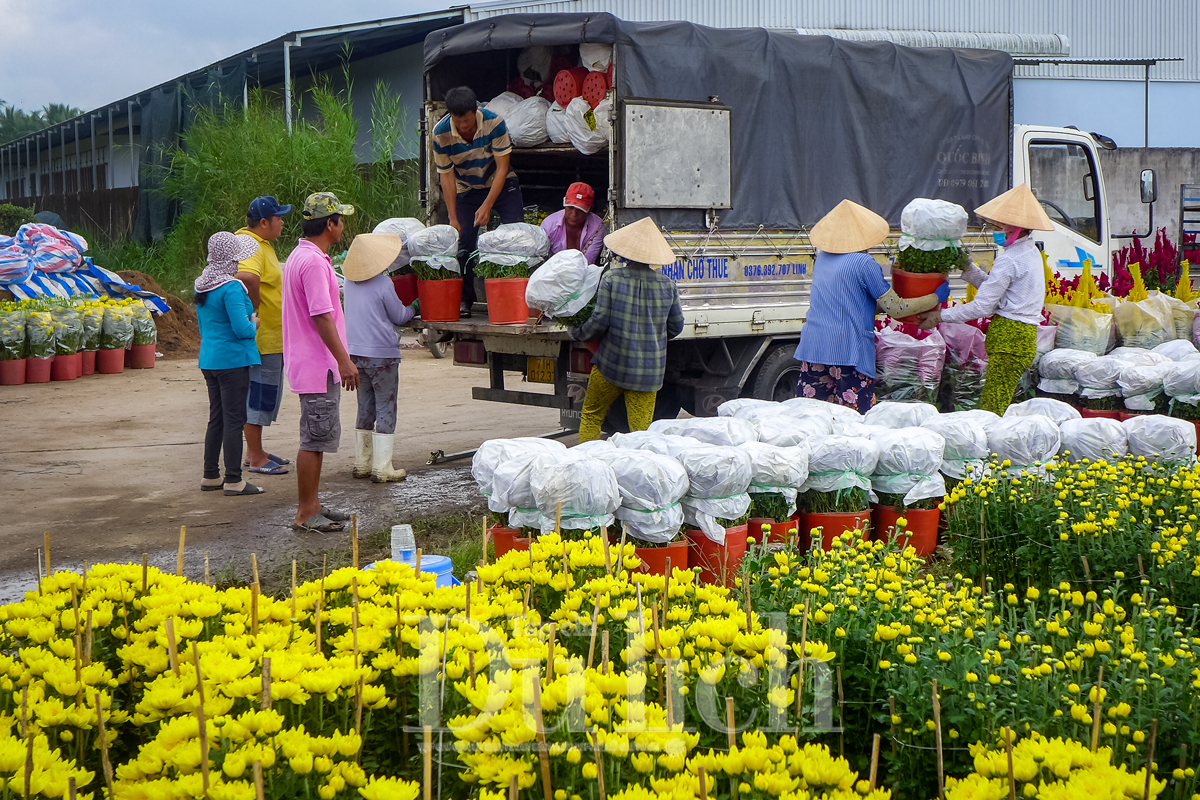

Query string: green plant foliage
411 260 457 281
474 261 531 280
557 297 596 327
894 245 969 275
748 492 791 523
799 487 869 513
0 203 35 235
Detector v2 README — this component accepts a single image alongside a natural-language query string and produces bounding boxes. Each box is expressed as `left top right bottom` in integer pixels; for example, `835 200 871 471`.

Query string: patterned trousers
980 316 1037 415
578 366 657 443
352 356 400 434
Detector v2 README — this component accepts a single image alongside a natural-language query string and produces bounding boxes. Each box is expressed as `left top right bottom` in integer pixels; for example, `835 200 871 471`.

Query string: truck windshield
1027 141 1101 243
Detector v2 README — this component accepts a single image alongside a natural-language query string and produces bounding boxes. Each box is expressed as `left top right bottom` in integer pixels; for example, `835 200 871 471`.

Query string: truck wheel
419 328 449 359
750 343 803 402
600 383 684 434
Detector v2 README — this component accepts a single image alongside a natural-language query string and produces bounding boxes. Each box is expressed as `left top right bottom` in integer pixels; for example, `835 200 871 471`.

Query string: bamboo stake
142 553 148 592
36 550 42 596
261 657 272 710
1144 719 1158 800
555 501 562 534
533 678 553 800
315 595 322 654
665 658 674 724
602 525 611 575
204 551 210 586
352 577 360 668
794 598 810 726
587 599 600 670
192 642 206 704
95 692 114 795
352 513 359 570
547 622 556 682
416 548 423 579
933 680 945 800
869 734 880 790
662 556 671 628
253 761 264 800
465 581 471 621
469 651 476 689
1091 667 1105 753
250 582 260 637
423 726 432 800
291 560 298 621
164 617 179 676
726 695 737 749
20 685 28 738
44 531 51 577
68 777 76 800
509 776 519 800
355 679 364 737
177 526 186 576
698 766 708 800
1137 553 1146 580
1005 728 1016 800
251 553 259 586
84 610 93 666
617 525 628 577
482 515 489 566
602 630 610 674
589 731 606 800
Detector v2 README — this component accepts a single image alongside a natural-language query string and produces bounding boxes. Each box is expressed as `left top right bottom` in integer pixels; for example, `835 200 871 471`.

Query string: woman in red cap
541 182 605 264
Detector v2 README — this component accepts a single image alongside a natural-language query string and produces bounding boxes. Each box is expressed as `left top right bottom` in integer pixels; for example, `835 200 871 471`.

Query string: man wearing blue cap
235 196 293 475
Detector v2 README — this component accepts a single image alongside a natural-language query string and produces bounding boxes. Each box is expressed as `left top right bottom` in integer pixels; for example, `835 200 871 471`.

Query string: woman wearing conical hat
918 184 1053 414
569 217 684 442
793 200 950 413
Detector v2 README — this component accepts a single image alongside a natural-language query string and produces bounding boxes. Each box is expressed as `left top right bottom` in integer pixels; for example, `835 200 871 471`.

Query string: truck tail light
570 347 593 375
453 340 487 365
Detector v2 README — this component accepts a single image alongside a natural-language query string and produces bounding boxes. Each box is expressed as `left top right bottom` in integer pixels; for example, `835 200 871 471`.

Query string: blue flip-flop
267 453 291 465
248 463 289 475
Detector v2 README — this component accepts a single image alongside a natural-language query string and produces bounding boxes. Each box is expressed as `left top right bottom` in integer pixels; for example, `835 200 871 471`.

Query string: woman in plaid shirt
570 218 684 442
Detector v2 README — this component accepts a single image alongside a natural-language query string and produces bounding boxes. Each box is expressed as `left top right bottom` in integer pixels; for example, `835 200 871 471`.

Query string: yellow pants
578 367 657 443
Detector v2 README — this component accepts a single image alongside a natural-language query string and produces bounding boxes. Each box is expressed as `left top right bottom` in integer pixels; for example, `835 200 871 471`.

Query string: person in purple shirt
541 182 605 264
341 233 419 483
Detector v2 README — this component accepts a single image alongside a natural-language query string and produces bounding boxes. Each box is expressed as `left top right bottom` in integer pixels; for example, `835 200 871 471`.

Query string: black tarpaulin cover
425 13 1012 230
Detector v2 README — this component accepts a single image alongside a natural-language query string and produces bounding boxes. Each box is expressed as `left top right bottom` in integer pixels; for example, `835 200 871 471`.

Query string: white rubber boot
371 433 407 483
353 430 373 478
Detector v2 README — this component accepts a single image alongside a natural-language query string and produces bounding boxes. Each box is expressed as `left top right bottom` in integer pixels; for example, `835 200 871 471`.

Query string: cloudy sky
0 0 451 112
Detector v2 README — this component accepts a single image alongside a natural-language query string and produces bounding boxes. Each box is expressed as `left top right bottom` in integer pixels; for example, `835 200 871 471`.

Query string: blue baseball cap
247 196 293 221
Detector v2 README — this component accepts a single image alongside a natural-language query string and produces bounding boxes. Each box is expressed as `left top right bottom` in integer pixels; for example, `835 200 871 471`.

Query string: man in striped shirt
433 86 526 316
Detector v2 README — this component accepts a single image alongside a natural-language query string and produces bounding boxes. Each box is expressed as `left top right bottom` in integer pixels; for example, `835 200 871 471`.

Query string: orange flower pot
634 540 688 577
748 518 800 545
80 350 97 376
798 511 871 551
416 278 463 322
96 348 125 374
686 524 748 587
891 268 948 323
489 526 520 558
871 504 940 557
484 277 531 325
26 356 52 383
512 536 532 552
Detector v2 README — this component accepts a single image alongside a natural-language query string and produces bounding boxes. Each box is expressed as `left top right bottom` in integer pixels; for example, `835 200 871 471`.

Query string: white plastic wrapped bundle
753 415 832 447
472 438 568 510
531 456 621 533
1038 349 1098 394
1004 397 1082 426
572 439 616 456
407 225 461 273
676 445 753 544
1107 347 1169 366
525 249 600 318
1047 305 1114 355
718 398 778 418
741 441 809 516
984 416 1062 475
493 450 572 528
1117 363 1171 411
1058 418 1128 463
1122 415 1197 463
832 420 884 438
579 43 613 72
372 217 426 270
589 449 689 543
1162 360 1200 402
897 198 969 252
565 96 611 155
868 428 947 504
649 417 757 447
505 96 551 147
477 223 551 268
921 410 997 479
802 435 880 494
1115 294 1176 350
546 102 570 144
1153 339 1200 361
484 91 523 121
780 397 842 419
1075 356 1127 399
862 401 939 429
516 46 553 84
609 431 703 457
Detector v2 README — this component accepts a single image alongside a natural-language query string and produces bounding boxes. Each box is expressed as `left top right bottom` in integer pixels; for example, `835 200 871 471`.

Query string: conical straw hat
809 199 890 254
974 183 1054 231
604 217 677 265
342 233 404 282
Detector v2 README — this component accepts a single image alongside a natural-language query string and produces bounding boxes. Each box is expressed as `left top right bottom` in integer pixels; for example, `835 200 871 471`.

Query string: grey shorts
246 352 285 426
298 371 341 453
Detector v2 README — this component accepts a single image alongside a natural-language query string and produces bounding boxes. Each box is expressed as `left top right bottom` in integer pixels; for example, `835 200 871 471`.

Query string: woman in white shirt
919 183 1053 414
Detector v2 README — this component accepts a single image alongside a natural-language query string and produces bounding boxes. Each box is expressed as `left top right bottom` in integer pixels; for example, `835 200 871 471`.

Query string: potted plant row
797 487 871 551
870 493 941 557
685 512 750 588
412 258 463 323
747 491 798 545
475 259 531 325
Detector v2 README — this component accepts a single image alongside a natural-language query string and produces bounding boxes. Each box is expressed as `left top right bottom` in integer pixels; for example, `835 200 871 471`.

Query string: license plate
527 356 555 384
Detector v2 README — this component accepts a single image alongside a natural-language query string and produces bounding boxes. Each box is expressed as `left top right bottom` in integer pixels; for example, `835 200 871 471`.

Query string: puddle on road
383 466 480 518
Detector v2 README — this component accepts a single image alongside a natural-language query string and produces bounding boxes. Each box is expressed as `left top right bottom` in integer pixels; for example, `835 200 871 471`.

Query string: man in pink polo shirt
282 192 360 533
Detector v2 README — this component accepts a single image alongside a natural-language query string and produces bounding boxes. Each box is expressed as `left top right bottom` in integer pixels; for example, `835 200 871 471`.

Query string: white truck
416 13 1155 435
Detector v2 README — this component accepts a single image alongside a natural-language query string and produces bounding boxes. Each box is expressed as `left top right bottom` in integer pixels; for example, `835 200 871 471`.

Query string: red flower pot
416 279 463 322
96 348 125 374
1079 408 1122 420
871 504 940 557
512 536 532 552
748 518 800 545
489 526 520 558
798 511 871 552
484 277 531 325
686 524 748 587
51 355 77 381
392 273 418 305
127 344 156 369
891 268 948 323
634 540 688 577
0 358 26 385
81 350 97 376
26 356 52 383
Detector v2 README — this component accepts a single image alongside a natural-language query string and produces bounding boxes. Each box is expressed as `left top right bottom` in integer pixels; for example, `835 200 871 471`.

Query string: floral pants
795 361 876 414
981 316 1037 415
352 356 400 435
578 367 657 443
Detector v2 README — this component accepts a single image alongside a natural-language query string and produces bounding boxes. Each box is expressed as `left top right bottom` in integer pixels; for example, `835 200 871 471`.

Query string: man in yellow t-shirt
235 196 292 474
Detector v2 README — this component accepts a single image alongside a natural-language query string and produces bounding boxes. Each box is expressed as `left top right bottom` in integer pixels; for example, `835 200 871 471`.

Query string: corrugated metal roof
466 0 1198 81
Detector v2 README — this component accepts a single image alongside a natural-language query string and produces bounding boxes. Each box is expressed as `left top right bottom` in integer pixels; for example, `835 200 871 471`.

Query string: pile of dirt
118 270 200 360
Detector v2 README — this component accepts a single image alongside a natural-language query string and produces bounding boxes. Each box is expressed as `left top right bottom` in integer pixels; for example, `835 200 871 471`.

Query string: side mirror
1141 169 1158 204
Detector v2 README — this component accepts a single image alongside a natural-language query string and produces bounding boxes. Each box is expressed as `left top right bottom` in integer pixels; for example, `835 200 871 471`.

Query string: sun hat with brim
974 183 1054 231
809 199 890 254
342 233 405 282
603 217 676 265
195 232 261 294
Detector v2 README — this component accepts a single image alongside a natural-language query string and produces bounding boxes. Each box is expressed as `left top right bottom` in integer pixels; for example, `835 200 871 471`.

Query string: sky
0 0 452 112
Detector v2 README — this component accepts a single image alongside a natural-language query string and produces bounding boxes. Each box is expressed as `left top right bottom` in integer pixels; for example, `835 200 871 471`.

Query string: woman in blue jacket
195 232 265 496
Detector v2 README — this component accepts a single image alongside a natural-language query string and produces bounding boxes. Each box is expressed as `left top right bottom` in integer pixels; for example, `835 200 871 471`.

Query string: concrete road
0 342 573 600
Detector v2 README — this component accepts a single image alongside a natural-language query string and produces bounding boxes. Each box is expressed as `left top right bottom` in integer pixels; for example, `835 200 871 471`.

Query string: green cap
302 192 355 220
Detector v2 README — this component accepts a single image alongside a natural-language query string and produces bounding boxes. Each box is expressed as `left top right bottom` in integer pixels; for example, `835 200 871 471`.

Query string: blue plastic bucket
365 555 459 587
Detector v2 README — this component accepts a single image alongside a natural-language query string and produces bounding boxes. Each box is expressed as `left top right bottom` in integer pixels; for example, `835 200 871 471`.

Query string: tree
42 103 83 126
0 101 83 145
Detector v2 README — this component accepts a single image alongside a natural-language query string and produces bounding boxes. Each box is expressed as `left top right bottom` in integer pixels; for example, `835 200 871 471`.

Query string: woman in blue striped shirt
793 200 949 412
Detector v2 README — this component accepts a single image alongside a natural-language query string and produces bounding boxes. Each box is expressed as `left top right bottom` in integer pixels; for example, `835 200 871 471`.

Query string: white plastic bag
525 249 600 318
863 401 939 429
407 225 460 273
1153 339 1200 362
1038 348 1098 394
372 217 426 270
1047 305 1113 355
546 101 571 144
609 431 703 457
1107 346 1169 366
589 449 689 543
741 441 809 516
484 91 523 121
517 46 554 84
1162 360 1200 400
874 328 946 403
868 428 947 504
565 96 610 155
676 445 753 544
802 435 880 494
472 437 568 509
1003 397 1082 426
531 456 620 533
718 398 778 418
477 222 550 268
572 439 616 456
1115 294 1176 350
493 449 572 528
984 416 1062 475
1058 418 1128 463
649 417 757 447
1122 415 1197 464
780 397 843 419
897 198 968 252
579 43 613 72
1075 356 1127 399
505 95 550 147
832 420 884 438
752 415 833 447
922 410 996 479
1118 363 1171 411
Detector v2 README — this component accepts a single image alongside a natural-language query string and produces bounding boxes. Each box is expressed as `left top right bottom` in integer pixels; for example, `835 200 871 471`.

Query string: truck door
1013 127 1112 278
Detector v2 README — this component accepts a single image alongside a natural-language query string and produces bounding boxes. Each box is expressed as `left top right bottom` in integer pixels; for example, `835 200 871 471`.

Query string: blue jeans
456 175 525 306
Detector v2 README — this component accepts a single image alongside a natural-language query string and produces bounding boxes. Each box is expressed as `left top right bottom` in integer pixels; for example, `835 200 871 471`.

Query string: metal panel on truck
623 100 731 209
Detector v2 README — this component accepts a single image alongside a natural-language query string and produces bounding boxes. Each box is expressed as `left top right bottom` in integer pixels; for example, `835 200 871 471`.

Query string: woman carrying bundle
918 184 1053 414
794 200 949 412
